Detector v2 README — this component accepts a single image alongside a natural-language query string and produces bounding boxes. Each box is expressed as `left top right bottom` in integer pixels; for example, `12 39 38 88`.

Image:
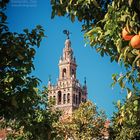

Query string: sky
6 0 127 118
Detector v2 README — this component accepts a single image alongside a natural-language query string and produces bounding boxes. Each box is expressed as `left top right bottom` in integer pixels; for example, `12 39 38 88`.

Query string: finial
84 77 86 85
60 55 63 60
63 29 71 39
74 57 76 62
48 75 51 82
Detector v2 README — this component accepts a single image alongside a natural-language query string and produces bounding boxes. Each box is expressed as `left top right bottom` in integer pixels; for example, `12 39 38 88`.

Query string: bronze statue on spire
63 30 70 39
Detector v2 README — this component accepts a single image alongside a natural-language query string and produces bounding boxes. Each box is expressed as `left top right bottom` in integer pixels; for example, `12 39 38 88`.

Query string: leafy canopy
53 101 107 140
0 1 60 139
51 0 140 92
110 94 140 140
50 1 140 139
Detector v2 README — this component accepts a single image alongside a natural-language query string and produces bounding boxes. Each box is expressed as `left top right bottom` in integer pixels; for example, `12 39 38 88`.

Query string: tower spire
62 30 73 60
48 75 51 86
48 75 51 82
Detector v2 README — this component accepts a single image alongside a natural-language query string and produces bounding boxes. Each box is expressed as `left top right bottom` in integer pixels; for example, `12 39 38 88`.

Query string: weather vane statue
63 29 71 39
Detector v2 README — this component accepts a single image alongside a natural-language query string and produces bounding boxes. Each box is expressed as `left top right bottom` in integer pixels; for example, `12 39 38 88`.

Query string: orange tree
50 0 140 139
110 94 140 140
51 0 140 92
0 1 60 139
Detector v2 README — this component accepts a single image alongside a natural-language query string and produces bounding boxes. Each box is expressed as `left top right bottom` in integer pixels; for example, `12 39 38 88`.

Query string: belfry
48 30 87 116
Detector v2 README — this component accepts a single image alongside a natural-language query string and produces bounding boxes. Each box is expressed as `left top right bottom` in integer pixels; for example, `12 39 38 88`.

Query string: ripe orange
130 35 140 49
122 27 134 41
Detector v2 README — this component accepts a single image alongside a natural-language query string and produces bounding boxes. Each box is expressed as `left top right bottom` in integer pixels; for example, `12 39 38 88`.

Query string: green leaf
92 0 100 8
119 80 125 88
36 25 42 29
71 14 75 22
4 76 14 83
123 46 131 61
132 55 140 68
112 73 117 82
133 100 138 106
51 9 55 19
17 53 24 60
9 77 14 82
117 76 124 82
23 29 29 34
110 56 115 62
116 39 122 53
118 53 123 63
134 106 138 111
11 96 18 108
128 0 133 6
117 100 121 108
60 0 63 4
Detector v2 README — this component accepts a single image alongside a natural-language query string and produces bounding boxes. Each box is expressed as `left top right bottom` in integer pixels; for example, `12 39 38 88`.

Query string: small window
63 94 66 104
72 69 75 78
76 95 78 104
53 96 56 104
67 93 70 103
58 91 62 105
73 94 75 104
79 92 81 104
62 68 66 78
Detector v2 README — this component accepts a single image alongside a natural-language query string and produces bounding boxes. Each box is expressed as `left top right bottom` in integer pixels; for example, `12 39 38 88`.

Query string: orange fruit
130 35 140 49
122 27 134 41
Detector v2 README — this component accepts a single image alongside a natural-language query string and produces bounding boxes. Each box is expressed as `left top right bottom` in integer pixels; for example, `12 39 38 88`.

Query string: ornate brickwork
48 36 87 116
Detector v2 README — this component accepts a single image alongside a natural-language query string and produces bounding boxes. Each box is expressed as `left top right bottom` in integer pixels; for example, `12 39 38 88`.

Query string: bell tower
48 30 87 117
59 37 77 80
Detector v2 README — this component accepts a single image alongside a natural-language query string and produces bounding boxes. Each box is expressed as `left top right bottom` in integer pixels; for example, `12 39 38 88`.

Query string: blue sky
6 0 126 118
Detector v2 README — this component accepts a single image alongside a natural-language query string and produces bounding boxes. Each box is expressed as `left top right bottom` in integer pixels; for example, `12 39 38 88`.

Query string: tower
48 31 87 116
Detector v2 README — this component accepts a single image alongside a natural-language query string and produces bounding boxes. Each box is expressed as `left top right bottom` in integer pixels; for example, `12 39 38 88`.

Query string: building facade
48 36 87 116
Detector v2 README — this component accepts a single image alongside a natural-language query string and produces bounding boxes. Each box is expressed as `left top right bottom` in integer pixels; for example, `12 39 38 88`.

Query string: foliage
50 1 140 139
110 94 140 140
53 101 107 140
51 0 140 92
0 1 60 139
85 0 140 92
51 0 111 24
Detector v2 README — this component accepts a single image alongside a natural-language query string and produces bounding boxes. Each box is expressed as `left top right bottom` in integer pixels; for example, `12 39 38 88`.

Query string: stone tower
48 32 87 116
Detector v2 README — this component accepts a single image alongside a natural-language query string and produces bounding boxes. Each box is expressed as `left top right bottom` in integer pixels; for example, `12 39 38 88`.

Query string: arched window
62 68 66 78
63 94 66 104
73 94 75 104
79 92 81 104
76 95 78 104
67 93 70 103
72 69 75 78
53 96 56 104
58 91 62 105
